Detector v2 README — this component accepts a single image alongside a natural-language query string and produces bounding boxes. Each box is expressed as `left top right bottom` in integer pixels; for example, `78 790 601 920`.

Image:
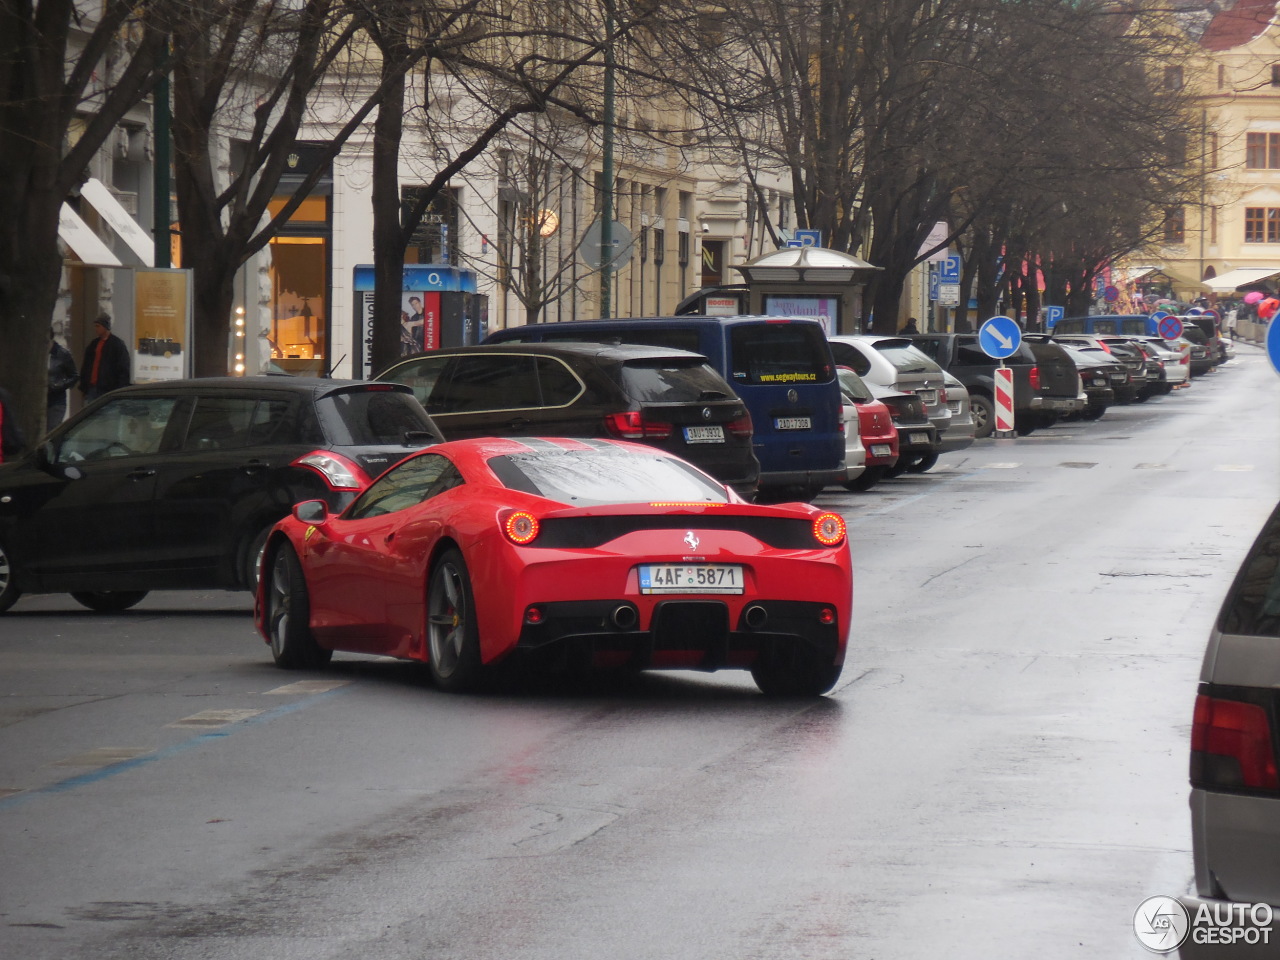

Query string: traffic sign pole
994 365 1016 437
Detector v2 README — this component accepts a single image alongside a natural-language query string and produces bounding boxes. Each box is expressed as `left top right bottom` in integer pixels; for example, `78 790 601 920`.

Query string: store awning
1203 267 1280 292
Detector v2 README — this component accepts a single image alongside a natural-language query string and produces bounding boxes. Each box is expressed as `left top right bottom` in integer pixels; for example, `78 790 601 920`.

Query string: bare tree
0 0 181 442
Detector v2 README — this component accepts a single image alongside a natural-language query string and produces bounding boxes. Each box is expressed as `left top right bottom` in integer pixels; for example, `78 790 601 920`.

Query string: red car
838 369 899 491
256 437 852 696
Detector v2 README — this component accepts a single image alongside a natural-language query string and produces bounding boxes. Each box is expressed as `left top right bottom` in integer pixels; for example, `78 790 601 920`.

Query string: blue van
1053 314 1159 336
484 316 844 497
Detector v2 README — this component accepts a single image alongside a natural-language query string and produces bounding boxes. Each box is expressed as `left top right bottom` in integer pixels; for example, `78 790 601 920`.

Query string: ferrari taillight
812 512 846 546
293 451 371 491
503 511 540 545
604 411 672 439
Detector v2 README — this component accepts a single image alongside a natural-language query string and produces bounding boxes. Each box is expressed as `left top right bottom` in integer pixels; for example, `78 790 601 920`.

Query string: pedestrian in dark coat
48 328 78 431
79 313 132 402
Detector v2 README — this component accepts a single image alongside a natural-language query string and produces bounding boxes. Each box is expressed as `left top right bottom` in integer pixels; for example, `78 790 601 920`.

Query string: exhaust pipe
744 604 768 630
611 604 638 630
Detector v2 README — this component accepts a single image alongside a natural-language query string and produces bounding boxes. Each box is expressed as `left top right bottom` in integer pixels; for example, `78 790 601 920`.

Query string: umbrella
1259 298 1279 320
1244 291 1265 305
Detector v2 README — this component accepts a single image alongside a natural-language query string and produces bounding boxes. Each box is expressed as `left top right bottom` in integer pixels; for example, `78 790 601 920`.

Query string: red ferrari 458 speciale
256 437 853 695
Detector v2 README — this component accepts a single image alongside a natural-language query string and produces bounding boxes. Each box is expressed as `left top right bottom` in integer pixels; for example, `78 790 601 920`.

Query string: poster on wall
400 292 440 355
763 294 838 336
133 268 192 382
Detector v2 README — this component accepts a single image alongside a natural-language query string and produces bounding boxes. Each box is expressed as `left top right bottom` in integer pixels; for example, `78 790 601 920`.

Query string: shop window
268 236 327 375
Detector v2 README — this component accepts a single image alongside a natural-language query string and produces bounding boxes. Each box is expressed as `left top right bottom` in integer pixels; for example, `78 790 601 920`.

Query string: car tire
242 522 278 593
750 648 843 697
968 394 994 439
427 548 484 692
907 453 938 474
886 457 912 477
264 543 331 670
70 591 149 612
844 465 884 492
1081 405 1106 421
0 538 22 613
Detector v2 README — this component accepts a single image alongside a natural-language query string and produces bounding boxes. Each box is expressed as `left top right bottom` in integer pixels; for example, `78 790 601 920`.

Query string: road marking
265 679 350 695
168 708 265 728
1134 463 1169 470
1214 464 1254 472
986 462 1020 469
0 687 350 812
1060 462 1098 469
53 747 150 767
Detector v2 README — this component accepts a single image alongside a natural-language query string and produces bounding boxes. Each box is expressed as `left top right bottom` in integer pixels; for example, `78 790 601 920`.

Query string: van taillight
727 413 753 437
1191 694 1280 792
293 451 372 491
1029 365 1041 391
604 411 672 439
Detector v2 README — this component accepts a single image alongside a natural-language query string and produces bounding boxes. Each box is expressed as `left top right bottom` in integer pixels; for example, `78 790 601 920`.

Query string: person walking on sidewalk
79 313 131 402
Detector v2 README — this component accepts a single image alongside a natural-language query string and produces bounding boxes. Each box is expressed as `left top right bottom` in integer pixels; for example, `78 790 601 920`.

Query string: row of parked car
0 313 1234 613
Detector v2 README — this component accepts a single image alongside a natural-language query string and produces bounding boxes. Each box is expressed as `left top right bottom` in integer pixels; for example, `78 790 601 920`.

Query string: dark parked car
1056 344 1119 421
1180 326 1219 376
908 333 1067 438
0 377 443 613
865 382 938 476
375 342 760 499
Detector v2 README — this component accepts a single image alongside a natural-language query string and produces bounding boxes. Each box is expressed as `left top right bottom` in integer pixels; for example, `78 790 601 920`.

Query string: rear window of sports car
487 450 729 505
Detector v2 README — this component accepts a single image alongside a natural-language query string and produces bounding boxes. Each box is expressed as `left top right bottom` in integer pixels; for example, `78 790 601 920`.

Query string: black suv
376 342 760 499
0 378 442 613
907 333 1083 436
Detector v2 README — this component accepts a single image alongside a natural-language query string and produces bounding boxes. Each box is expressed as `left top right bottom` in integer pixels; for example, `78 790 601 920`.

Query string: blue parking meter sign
1045 305 1064 328
978 315 1022 359
793 229 822 247
940 255 961 281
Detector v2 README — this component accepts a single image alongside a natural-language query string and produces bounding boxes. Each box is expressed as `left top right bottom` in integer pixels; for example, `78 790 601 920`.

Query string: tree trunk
0 207 63 445
369 21 410 378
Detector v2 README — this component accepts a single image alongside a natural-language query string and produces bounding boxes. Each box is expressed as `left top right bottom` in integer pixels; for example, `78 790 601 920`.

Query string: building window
1219 64 1226 90
1272 64 1280 86
1164 66 1183 90
1163 207 1185 244
1245 133 1280 169
1210 205 1218 243
1244 207 1280 243
402 186 460 265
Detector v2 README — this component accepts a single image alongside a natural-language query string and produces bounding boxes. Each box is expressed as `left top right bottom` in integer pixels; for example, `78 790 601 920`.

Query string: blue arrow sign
978 315 1022 359
1267 318 1280 378
1158 315 1184 341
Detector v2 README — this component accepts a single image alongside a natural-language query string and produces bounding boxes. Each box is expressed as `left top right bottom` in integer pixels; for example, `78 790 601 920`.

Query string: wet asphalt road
1 345 1277 960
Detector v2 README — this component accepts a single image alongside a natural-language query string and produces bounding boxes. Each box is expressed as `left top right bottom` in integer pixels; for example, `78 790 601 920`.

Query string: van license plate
683 425 725 443
774 417 811 430
639 564 744 594
908 432 930 445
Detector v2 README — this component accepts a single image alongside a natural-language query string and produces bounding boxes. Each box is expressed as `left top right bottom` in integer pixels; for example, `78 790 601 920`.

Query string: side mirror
292 500 329 524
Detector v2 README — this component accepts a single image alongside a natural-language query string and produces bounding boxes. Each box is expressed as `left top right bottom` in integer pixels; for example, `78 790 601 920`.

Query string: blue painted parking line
0 686 349 812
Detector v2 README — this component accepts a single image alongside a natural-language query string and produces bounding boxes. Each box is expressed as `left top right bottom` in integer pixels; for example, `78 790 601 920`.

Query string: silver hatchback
1182 502 1280 953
